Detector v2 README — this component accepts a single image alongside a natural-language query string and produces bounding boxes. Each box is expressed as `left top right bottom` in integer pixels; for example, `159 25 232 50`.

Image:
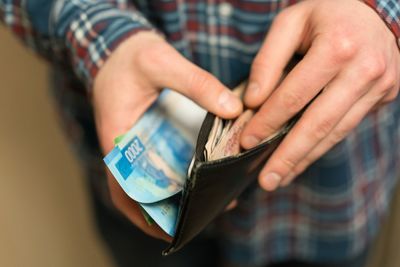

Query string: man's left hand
241 0 400 191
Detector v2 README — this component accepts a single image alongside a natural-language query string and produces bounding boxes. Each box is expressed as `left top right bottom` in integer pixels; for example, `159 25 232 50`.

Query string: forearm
0 0 156 89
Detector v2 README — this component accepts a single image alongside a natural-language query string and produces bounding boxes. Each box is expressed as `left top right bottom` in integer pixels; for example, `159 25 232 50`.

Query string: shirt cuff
53 2 156 91
363 0 400 47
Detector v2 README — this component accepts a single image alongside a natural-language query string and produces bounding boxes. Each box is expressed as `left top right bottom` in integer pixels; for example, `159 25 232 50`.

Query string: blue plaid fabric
1 0 400 266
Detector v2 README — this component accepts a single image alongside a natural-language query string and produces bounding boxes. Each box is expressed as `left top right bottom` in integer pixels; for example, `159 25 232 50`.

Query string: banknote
207 109 254 160
140 193 181 236
203 82 284 161
104 90 205 235
104 61 298 237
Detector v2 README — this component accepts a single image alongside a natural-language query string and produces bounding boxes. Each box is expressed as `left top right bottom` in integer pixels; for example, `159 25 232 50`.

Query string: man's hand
241 0 400 191
93 32 243 241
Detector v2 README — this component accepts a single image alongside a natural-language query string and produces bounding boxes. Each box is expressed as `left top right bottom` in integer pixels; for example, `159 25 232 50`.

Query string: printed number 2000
124 138 144 163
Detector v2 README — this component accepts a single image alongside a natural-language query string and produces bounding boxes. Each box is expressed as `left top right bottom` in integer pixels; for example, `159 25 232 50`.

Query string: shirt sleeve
363 0 400 44
0 0 156 90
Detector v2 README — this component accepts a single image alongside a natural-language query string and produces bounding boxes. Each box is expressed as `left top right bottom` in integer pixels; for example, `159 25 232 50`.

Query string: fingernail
218 91 241 113
242 135 261 148
247 82 260 96
261 172 282 191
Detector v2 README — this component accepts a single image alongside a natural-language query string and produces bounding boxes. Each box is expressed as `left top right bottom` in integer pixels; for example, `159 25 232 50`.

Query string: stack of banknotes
104 57 299 236
203 83 282 161
104 90 206 236
103 84 278 236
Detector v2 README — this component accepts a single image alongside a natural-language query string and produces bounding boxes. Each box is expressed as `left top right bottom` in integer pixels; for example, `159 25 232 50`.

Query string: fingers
372 55 400 109
241 43 341 150
107 174 172 242
141 42 243 119
173 62 243 118
279 88 383 186
279 62 399 186
245 6 310 108
257 66 376 191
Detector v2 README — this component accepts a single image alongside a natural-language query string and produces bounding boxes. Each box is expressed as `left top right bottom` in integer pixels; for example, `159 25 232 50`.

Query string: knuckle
279 90 305 113
351 85 368 97
359 54 387 80
381 72 397 90
387 89 399 102
379 99 391 105
279 156 297 170
312 117 334 140
383 95 397 104
253 114 280 137
381 88 398 104
187 69 213 99
326 34 357 63
251 58 270 77
329 127 349 145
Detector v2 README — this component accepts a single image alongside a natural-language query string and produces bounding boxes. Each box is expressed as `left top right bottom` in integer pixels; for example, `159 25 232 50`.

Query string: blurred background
0 27 114 267
0 26 399 267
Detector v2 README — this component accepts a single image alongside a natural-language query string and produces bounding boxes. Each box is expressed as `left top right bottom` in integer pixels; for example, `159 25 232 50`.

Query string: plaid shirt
2 0 400 265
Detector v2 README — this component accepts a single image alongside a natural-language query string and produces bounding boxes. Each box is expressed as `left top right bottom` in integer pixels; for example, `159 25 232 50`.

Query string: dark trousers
91 192 370 267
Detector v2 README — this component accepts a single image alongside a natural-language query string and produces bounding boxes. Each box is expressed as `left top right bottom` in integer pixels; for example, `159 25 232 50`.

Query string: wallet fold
163 112 298 255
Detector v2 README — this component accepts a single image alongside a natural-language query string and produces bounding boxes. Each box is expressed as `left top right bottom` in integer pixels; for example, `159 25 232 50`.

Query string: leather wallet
163 56 302 255
163 101 299 256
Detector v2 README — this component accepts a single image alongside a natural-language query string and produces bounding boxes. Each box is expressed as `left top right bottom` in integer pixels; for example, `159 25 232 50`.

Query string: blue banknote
104 90 205 236
141 193 181 236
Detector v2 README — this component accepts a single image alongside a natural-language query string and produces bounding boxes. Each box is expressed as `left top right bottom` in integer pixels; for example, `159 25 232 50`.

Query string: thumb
144 44 243 119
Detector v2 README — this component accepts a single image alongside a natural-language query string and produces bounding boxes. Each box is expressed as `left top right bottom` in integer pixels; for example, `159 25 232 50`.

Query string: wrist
57 2 158 90
362 0 400 49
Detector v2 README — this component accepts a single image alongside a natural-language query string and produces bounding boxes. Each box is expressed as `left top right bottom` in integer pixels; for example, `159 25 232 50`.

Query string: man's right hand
92 31 243 241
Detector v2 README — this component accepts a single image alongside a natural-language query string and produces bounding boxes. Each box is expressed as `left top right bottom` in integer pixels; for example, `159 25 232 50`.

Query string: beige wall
0 25 399 267
0 27 114 267
368 190 400 267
